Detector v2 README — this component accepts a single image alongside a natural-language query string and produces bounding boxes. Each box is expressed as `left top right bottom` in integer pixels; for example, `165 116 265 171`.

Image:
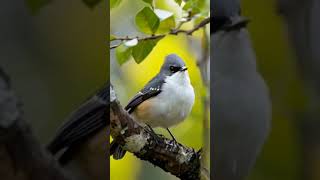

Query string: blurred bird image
110 54 195 160
212 0 241 33
212 1 272 179
211 15 271 180
47 84 108 180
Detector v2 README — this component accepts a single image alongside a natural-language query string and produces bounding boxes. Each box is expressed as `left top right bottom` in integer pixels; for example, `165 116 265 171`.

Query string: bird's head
160 54 188 77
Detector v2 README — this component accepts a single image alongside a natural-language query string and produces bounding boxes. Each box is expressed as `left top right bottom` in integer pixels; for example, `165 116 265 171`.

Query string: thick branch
110 85 201 180
0 68 72 180
110 17 210 49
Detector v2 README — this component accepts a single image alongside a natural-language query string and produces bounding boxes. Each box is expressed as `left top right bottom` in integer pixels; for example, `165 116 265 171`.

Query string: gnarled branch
110 85 201 180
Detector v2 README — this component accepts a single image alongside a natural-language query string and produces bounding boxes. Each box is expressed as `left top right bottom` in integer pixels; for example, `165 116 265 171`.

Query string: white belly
134 71 195 128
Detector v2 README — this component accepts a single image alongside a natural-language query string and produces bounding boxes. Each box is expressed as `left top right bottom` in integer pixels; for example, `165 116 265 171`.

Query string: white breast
143 71 195 128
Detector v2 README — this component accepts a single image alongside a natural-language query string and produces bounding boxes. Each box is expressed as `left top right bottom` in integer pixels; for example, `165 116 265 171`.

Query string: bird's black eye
170 66 179 73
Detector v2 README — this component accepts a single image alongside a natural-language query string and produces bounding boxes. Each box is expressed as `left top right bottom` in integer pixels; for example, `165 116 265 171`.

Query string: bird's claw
144 125 162 144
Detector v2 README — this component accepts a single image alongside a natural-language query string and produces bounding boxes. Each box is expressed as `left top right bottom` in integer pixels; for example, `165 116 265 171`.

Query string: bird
110 54 195 160
211 18 271 180
211 0 241 33
46 84 108 180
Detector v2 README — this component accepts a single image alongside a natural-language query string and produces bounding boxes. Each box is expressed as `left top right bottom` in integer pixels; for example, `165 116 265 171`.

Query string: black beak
180 67 188 71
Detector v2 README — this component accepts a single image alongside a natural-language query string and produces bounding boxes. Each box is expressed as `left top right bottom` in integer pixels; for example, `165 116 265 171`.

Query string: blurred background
0 0 106 145
241 0 320 180
110 0 209 179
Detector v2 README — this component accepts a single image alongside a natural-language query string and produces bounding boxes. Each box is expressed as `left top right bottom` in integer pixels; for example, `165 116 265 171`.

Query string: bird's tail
110 140 126 160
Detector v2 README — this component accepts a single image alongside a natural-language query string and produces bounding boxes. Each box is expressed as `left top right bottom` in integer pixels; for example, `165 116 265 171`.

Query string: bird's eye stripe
170 66 180 72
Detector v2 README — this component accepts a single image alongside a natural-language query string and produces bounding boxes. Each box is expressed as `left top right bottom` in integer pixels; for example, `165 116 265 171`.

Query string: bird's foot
166 128 178 144
144 125 162 144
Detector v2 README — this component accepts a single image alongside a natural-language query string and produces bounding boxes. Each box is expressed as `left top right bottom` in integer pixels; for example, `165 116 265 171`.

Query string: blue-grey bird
110 54 195 159
211 18 271 180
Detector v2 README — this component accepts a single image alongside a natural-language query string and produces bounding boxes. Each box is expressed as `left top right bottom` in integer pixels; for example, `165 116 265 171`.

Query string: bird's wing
125 75 164 114
47 85 108 157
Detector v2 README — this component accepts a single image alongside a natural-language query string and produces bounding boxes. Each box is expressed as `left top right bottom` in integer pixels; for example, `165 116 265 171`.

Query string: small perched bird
110 54 195 159
47 85 108 180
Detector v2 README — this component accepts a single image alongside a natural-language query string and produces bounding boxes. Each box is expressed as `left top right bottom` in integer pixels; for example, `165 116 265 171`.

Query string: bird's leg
145 124 162 144
166 128 177 142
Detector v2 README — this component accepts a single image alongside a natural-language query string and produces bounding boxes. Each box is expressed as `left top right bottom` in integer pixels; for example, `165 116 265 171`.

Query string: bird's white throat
166 71 191 86
149 70 195 128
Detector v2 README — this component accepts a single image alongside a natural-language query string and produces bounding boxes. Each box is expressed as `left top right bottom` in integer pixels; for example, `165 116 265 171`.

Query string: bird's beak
180 66 188 71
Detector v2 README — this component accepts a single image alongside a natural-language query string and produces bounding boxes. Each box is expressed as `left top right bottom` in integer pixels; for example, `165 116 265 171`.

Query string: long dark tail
110 140 126 160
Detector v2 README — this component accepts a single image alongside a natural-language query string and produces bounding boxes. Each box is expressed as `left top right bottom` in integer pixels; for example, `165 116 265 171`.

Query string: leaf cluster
111 0 209 65
26 0 102 14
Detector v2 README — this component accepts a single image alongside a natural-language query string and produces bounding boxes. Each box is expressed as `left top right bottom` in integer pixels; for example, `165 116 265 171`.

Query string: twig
110 17 210 49
187 17 211 35
110 44 119 49
110 35 166 49
110 85 201 180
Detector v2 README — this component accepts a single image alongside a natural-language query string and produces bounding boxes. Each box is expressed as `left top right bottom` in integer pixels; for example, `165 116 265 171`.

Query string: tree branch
0 67 72 180
110 85 201 180
110 35 166 49
110 17 210 49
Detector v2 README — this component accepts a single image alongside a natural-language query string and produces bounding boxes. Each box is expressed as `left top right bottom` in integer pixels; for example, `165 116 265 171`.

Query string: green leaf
194 15 206 26
154 9 176 33
132 38 161 63
182 0 201 15
135 7 160 34
110 35 117 41
82 0 102 8
116 44 132 65
142 0 153 6
26 0 51 14
183 0 208 15
174 0 182 5
110 0 122 9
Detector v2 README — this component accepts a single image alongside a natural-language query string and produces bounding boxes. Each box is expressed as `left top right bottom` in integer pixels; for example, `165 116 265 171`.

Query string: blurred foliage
110 0 209 179
26 0 52 14
111 0 122 9
18 0 107 142
82 0 103 8
25 0 102 13
242 0 305 179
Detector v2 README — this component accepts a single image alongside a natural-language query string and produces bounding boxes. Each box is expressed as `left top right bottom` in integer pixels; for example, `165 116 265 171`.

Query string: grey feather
125 75 163 113
47 85 108 164
211 26 271 179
